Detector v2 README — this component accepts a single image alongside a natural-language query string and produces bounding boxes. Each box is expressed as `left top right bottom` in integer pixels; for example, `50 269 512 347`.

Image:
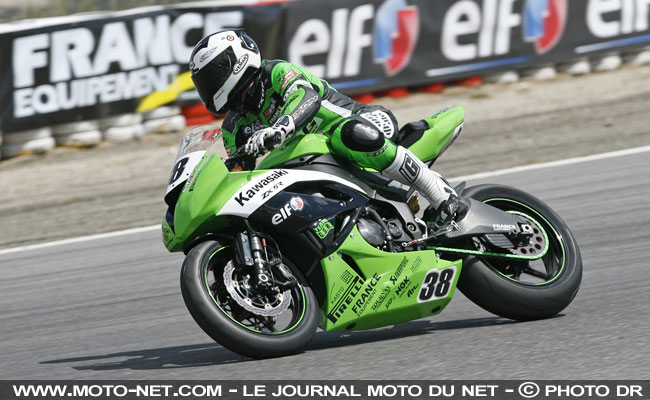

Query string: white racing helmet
189 30 262 115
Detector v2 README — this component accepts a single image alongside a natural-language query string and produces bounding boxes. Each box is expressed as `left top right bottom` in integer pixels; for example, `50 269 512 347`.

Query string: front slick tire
181 240 319 359
458 184 582 321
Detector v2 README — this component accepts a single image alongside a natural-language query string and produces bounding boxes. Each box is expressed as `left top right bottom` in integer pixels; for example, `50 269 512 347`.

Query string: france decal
523 0 568 54
373 0 419 76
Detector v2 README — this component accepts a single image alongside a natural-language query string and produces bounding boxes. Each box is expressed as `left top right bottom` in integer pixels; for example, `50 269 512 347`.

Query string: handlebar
226 130 283 171
231 130 283 158
267 131 283 148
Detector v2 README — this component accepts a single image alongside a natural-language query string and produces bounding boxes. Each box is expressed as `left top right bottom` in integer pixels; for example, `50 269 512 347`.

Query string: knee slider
341 121 385 152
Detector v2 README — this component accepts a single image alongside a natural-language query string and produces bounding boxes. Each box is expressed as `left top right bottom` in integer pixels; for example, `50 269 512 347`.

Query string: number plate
417 266 457 303
165 151 206 196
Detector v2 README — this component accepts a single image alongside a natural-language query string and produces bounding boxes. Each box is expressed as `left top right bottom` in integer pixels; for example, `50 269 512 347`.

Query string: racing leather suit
222 60 458 223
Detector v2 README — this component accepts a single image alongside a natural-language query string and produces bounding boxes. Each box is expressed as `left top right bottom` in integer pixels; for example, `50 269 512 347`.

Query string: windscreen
165 125 223 201
173 125 223 162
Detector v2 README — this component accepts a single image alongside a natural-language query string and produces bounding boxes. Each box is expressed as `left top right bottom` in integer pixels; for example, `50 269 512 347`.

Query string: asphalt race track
1 149 648 380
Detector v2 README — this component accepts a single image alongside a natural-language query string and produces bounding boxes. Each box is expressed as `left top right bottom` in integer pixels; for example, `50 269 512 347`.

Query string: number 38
417 267 457 303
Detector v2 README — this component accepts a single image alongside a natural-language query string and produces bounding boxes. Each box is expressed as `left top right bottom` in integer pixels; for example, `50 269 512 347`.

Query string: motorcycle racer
189 29 460 228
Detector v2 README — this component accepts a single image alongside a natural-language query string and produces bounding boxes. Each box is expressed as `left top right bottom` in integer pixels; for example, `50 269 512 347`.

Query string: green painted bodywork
162 108 469 332
162 106 466 250
408 106 465 163
258 133 331 169
318 227 461 331
256 107 464 171
162 153 276 252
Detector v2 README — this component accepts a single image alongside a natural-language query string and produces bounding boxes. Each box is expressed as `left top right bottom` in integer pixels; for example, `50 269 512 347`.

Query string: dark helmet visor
190 47 236 115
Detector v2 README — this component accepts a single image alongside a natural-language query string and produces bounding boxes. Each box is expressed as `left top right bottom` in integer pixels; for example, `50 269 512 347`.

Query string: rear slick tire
457 184 582 321
181 240 319 358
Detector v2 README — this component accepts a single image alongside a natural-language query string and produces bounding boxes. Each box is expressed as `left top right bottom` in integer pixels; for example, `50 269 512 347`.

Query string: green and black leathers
221 59 467 219
221 60 399 170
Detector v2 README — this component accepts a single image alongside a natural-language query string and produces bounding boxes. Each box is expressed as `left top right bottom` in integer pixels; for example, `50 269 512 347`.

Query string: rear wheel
457 184 582 321
181 240 319 358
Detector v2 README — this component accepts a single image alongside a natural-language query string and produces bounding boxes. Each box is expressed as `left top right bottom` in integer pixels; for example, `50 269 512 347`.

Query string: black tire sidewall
180 240 319 358
457 184 582 321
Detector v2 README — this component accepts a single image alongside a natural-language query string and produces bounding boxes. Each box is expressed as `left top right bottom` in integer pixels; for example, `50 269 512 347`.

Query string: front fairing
163 152 230 252
162 129 338 253
163 125 231 252
164 155 280 252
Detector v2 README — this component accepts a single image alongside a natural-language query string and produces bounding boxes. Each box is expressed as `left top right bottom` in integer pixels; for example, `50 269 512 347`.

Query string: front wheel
180 240 319 358
457 184 582 321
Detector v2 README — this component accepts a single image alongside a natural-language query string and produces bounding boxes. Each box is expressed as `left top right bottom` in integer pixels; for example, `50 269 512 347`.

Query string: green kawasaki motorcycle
162 106 582 358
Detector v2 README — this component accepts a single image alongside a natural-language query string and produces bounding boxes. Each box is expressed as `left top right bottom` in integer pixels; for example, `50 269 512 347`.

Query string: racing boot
381 146 460 230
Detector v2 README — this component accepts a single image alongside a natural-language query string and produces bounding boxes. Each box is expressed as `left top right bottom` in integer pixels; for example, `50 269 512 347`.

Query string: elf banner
283 0 650 94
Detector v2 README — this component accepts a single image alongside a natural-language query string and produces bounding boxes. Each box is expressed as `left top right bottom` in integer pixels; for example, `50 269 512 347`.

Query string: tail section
397 106 464 163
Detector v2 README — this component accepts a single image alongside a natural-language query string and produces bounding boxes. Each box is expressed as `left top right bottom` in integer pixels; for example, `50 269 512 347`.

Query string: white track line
0 225 160 256
450 145 650 183
1 145 650 256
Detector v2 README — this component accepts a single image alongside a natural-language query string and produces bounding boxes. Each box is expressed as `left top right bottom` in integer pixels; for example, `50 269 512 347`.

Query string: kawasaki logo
235 170 289 206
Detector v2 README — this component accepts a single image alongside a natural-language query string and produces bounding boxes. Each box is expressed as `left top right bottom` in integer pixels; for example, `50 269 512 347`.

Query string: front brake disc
222 261 292 317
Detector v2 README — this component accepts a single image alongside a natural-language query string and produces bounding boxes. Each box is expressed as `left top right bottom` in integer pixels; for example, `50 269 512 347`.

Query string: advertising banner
283 0 650 94
0 3 283 133
2 0 650 134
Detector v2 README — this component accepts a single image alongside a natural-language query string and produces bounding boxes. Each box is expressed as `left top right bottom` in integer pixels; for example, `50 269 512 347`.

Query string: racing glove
243 115 296 156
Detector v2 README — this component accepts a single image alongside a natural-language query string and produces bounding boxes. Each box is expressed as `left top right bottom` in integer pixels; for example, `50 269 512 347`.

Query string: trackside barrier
624 47 650 65
2 0 650 159
143 106 186 134
181 104 215 126
0 127 55 158
52 120 101 147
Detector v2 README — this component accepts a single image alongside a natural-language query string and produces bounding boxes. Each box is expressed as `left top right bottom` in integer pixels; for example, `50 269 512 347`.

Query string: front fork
234 230 296 291
235 231 272 289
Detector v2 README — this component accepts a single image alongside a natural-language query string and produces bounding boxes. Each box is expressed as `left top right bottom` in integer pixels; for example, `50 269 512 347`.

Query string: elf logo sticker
290 196 304 211
523 0 568 54
272 196 303 225
373 0 419 76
